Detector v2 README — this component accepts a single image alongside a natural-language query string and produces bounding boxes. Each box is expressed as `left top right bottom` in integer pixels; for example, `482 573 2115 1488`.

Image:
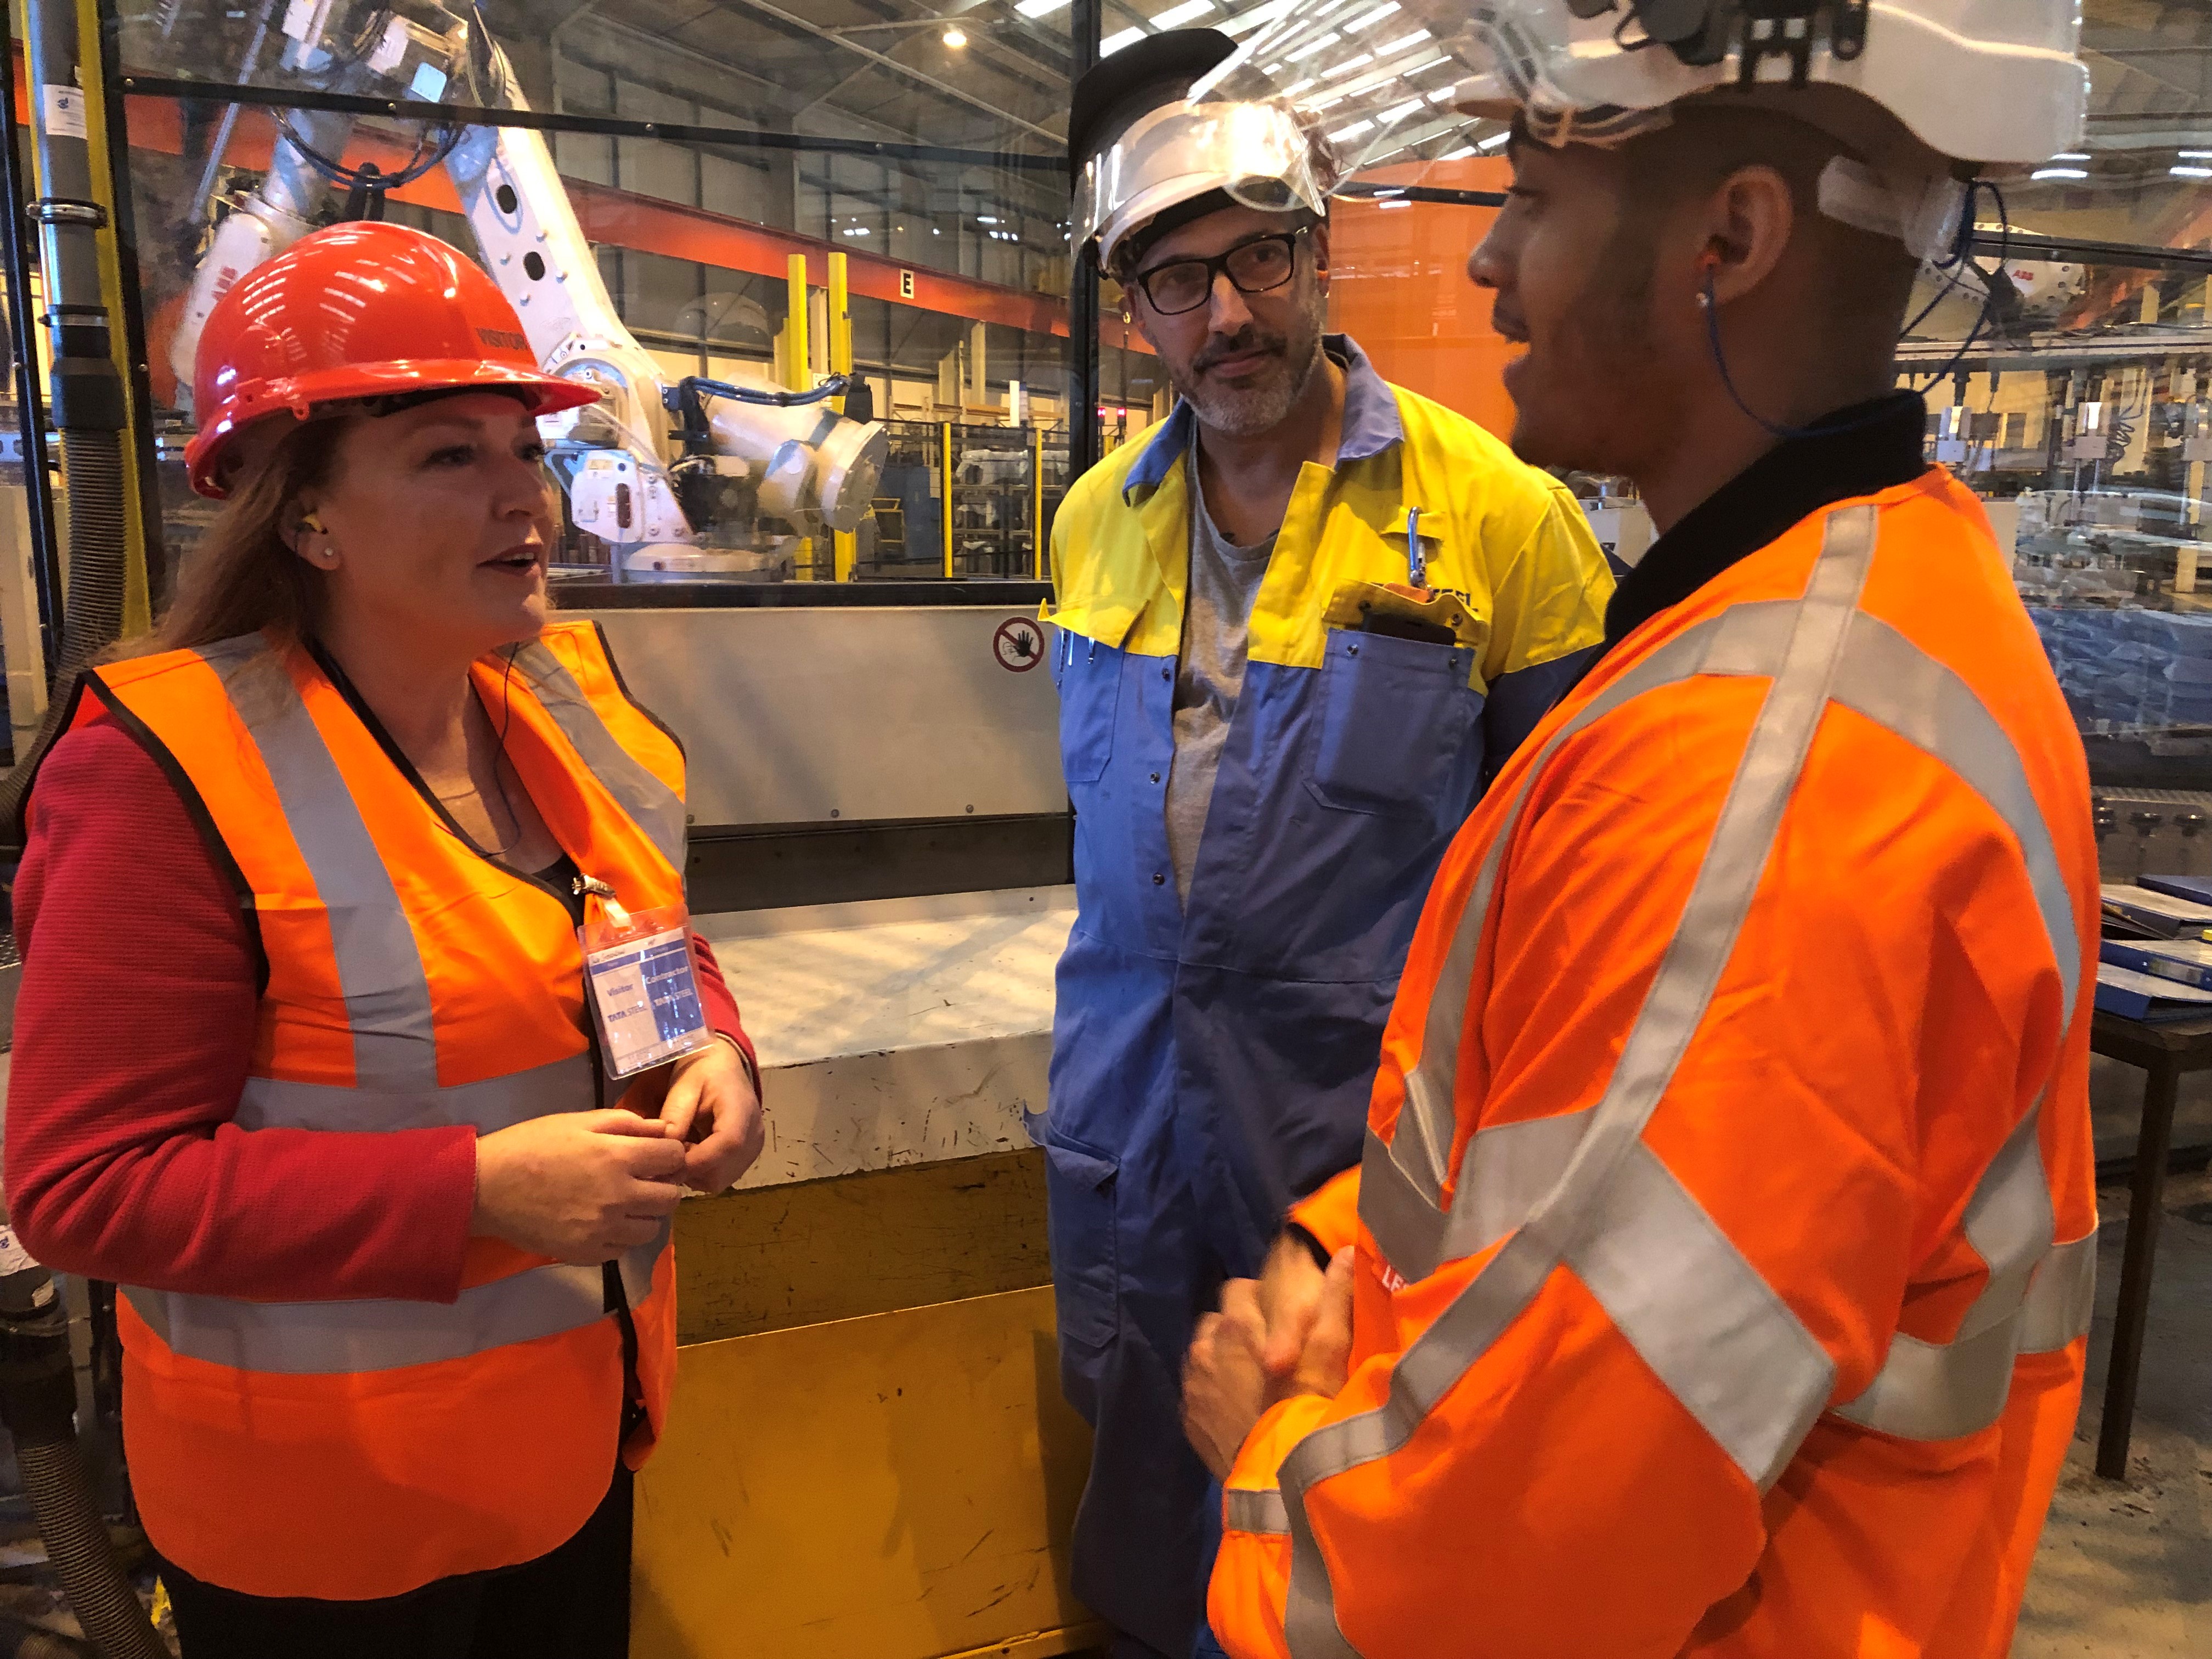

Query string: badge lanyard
574 875 715 1080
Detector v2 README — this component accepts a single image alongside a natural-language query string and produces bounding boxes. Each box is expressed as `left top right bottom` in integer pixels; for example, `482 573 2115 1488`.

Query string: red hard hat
184 221 600 499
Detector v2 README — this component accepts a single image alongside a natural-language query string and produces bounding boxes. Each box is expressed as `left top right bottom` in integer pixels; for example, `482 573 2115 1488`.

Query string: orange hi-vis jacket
1210 472 2100 1658
61 620 687 1601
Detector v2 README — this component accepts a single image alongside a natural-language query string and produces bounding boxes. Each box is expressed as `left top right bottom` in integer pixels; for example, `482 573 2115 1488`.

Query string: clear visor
1192 1 1488 182
1074 98 1336 268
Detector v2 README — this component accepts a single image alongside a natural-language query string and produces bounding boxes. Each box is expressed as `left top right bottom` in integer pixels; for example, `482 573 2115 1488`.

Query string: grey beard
1174 328 1325 439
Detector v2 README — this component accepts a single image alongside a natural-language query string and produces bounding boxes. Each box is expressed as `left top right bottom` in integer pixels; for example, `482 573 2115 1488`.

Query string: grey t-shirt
1165 437 1279 902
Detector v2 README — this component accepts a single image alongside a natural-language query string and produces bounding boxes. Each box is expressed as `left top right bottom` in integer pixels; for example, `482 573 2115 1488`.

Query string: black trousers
160 1465 632 1659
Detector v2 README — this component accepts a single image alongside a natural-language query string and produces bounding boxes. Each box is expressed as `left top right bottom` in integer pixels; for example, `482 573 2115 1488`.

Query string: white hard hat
1071 28 1337 273
1448 1 2087 167
1198 2 2089 259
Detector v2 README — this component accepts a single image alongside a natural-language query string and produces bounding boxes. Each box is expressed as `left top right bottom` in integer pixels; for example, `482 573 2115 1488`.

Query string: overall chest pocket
1052 633 1122 786
1306 628 1484 817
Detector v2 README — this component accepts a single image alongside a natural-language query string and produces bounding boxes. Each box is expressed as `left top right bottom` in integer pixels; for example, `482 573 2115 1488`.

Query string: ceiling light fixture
1219 3 1286 37
2030 167 2087 181
1014 0 1069 16
1101 25 1147 54
1152 0 1217 28
941 25 967 47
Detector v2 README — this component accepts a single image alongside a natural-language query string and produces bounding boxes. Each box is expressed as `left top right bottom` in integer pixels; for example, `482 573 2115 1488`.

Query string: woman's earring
297 515 338 567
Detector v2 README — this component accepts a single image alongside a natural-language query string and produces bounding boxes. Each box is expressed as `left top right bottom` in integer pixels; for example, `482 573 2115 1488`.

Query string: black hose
50 431 127 687
9 1443 158 1659
0 1260 162 1659
0 1607 95 1658
682 373 849 408
0 427 131 844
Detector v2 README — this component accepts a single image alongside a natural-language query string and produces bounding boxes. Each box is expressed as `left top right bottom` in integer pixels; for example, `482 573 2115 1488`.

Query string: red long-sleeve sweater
3 716 752 1305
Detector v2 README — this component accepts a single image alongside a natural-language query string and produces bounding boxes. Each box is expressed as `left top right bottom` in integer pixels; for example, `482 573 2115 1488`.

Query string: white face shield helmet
1202 1 2090 264
1075 97 1338 274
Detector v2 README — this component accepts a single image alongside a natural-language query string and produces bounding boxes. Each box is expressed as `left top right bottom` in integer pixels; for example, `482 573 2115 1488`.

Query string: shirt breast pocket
1052 633 1121 786
1306 627 1485 817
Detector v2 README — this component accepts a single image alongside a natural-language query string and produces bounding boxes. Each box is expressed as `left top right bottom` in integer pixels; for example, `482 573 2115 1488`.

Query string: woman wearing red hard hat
3 221 763 1657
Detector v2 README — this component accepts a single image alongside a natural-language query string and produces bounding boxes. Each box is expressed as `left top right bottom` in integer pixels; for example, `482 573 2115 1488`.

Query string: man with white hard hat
1177 5 2103 1655
1042 28 1613 1658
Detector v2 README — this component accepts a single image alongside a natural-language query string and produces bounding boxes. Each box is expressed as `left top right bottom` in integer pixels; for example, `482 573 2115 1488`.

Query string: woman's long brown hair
115 417 349 659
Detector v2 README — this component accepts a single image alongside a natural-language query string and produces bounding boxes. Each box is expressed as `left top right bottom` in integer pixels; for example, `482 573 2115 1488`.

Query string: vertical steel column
785 252 813 580
939 422 954 579
1066 0 1101 483
93 0 164 606
828 250 856 581
1029 423 1044 579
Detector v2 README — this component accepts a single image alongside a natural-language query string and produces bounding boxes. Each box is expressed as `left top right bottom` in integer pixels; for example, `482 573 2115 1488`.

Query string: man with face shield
1043 29 1613 1659
1177 5 2102 1656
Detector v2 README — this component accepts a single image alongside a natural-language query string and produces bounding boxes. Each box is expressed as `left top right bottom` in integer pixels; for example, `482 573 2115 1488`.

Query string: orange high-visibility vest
62 620 687 1601
1212 472 2100 1658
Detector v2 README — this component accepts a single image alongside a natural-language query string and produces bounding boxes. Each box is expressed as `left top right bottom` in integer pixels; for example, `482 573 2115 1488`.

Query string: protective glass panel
109 0 1077 588
1897 7 2212 821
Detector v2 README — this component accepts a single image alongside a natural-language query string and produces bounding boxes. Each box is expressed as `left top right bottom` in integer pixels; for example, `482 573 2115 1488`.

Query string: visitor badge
576 878 715 1080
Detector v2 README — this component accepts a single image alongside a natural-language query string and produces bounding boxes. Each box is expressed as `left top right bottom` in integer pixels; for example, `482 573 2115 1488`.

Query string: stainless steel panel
581 607 1066 827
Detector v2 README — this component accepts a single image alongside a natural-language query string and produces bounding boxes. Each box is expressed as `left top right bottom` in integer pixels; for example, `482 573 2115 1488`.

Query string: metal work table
696 883 1069 1188
2086 1008 2212 1479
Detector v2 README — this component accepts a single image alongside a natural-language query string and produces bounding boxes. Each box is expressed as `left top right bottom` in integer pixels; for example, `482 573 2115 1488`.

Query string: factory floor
2013 1157 2212 1658
0 1066 2202 1655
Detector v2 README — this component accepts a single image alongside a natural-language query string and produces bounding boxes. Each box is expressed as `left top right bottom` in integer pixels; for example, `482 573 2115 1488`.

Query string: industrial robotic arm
167 0 887 578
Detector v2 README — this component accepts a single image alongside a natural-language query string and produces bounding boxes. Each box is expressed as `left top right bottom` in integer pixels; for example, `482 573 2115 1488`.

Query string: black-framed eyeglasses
1129 228 1310 317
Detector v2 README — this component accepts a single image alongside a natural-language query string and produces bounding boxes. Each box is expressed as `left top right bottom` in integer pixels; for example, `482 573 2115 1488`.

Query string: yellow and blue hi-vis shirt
1035 336 1610 1655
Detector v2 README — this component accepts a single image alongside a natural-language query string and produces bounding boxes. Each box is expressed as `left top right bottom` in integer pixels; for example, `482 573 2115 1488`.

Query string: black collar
1604 391 1929 652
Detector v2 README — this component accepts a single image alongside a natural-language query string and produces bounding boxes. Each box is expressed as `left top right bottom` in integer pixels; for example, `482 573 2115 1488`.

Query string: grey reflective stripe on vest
233 1052 594 1135
1281 509 1881 1659
505 641 687 873
198 637 437 1093
1224 1487 1290 1537
122 1221 669 1375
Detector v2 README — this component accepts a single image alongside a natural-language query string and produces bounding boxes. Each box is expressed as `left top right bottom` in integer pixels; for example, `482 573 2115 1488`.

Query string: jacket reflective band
1282 506 2091 1659
122 1223 664 1375
505 640 687 872
196 636 441 1092
1226 1487 1291 1538
232 1053 595 1134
